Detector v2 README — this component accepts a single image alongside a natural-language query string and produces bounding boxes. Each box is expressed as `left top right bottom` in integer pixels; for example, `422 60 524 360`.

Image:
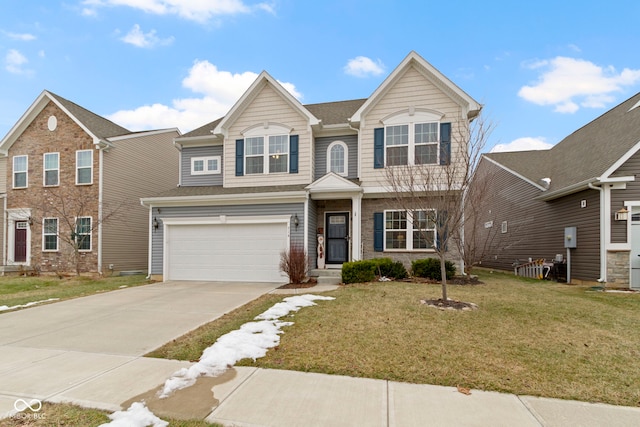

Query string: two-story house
0 90 180 274
141 51 482 282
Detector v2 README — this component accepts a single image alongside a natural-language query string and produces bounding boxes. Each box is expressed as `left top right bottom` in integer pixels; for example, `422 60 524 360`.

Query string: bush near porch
341 258 408 283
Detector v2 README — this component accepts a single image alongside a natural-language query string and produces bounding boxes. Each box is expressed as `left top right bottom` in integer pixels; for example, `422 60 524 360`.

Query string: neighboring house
474 92 640 289
0 90 180 274
141 51 482 283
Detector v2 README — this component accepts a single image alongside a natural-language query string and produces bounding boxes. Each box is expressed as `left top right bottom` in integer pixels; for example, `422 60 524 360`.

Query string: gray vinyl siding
610 151 640 243
307 199 318 268
314 135 358 180
181 146 223 187
150 202 304 275
102 130 180 272
474 160 601 281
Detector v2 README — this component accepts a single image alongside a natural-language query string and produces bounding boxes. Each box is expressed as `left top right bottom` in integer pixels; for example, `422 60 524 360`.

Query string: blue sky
1 0 639 152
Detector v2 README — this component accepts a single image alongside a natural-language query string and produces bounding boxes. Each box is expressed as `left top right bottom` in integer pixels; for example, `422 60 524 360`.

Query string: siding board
181 145 223 187
314 135 358 180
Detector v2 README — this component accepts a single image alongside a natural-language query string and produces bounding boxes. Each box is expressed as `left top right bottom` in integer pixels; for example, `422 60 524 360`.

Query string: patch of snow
159 294 334 398
98 401 167 427
378 276 391 282
0 298 60 312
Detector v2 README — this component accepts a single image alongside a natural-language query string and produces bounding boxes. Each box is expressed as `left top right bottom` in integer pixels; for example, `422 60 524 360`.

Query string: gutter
588 182 606 283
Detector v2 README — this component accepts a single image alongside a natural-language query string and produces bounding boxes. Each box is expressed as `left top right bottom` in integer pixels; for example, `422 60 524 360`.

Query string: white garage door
165 222 289 282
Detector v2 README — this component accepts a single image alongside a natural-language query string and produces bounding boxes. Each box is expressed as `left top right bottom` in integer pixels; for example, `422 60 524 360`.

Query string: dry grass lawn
149 271 640 407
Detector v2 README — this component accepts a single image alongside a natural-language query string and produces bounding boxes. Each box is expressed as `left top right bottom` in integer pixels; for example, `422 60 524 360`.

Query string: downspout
97 145 104 274
588 182 606 282
144 202 153 280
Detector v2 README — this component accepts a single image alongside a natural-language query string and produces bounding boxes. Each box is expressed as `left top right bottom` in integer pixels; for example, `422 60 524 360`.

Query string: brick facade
6 102 99 273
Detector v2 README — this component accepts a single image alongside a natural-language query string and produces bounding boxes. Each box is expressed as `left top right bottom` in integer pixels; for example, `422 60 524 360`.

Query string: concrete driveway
0 281 278 417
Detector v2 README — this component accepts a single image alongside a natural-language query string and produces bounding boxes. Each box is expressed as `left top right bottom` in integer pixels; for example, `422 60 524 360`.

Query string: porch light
615 207 629 221
293 213 299 229
153 217 159 230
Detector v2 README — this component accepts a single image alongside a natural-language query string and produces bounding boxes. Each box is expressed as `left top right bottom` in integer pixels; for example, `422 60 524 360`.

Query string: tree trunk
440 254 448 301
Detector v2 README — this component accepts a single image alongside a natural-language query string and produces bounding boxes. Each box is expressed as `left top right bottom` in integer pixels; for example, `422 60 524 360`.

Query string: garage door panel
166 222 288 282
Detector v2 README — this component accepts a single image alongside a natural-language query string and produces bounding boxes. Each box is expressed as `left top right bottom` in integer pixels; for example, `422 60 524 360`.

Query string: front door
326 213 349 264
14 221 28 263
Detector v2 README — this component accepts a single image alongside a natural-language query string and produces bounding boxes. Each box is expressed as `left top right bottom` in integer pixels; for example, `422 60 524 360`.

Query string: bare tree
385 114 493 301
24 186 127 275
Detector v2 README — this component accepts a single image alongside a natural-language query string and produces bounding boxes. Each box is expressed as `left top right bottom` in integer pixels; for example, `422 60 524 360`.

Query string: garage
163 217 290 282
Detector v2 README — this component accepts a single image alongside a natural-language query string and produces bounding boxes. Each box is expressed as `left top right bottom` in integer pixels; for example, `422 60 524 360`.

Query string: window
501 221 508 234
191 156 221 175
43 153 59 186
75 217 91 251
245 135 289 174
384 210 435 250
76 150 93 185
13 155 28 188
327 141 348 176
43 218 58 251
386 122 439 166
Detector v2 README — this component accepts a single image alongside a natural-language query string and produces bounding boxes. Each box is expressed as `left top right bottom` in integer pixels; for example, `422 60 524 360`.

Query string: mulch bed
420 298 479 311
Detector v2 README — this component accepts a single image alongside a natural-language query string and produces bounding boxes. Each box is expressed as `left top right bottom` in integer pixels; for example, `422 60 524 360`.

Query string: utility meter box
564 227 577 248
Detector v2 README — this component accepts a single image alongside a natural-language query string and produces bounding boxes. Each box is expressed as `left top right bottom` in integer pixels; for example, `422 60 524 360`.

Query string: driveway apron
0 281 278 416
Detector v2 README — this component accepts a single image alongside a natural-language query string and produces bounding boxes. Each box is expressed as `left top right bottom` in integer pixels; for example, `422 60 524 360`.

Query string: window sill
383 249 436 253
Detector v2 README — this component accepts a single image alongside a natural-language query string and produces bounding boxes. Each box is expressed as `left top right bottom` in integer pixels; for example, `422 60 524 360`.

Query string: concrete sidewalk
203 367 640 427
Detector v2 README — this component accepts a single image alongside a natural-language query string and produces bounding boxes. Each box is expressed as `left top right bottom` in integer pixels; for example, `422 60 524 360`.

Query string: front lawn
0 274 153 312
148 271 640 407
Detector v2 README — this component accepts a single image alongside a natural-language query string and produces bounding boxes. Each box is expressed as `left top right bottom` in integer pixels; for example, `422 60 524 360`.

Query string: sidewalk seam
518 396 546 426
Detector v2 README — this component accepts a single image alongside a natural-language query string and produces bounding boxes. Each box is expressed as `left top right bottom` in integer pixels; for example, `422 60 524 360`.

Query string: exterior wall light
293 213 299 229
615 207 629 221
153 217 159 230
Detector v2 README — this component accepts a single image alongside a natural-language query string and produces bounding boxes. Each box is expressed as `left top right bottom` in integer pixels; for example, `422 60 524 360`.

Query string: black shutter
374 128 384 169
374 212 384 252
235 139 244 176
440 123 451 165
289 135 299 173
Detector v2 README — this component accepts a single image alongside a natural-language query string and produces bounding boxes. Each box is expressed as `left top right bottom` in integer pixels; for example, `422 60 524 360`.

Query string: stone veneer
606 250 630 287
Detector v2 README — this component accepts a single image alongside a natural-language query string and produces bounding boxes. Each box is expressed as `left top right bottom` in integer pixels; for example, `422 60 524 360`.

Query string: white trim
75 216 92 252
141 190 308 208
97 147 104 271
242 122 292 136
384 120 440 166
381 108 444 125
107 127 181 142
245 134 290 175
6 208 31 266
76 149 93 185
43 152 60 187
600 139 640 180
383 209 436 251
42 217 59 252
482 155 548 191
324 211 351 264
12 155 28 189
327 140 348 176
191 156 221 175
162 215 291 226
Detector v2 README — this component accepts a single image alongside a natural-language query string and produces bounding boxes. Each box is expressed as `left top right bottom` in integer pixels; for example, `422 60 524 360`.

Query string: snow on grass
99 293 335 426
98 402 167 427
159 294 335 398
0 298 60 312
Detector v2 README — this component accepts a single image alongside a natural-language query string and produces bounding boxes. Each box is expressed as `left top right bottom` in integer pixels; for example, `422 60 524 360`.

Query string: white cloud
518 56 640 113
490 137 553 153
107 60 302 132
344 56 385 78
82 0 273 23
5 49 31 75
2 31 36 41
120 24 174 48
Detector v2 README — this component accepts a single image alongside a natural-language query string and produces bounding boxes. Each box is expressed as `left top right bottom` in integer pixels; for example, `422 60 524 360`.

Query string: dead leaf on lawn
457 385 472 395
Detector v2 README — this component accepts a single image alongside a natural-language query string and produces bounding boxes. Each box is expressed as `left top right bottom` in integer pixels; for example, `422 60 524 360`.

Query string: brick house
0 91 180 274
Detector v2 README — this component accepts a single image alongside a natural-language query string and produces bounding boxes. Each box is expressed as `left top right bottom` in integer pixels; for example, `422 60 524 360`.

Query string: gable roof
485 91 640 198
0 90 130 154
213 71 320 135
351 51 482 124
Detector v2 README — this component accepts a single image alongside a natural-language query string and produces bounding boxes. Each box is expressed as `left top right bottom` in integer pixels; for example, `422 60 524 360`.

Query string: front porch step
310 268 342 286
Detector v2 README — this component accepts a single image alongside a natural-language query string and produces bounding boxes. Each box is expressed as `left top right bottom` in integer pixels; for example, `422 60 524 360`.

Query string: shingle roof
486 92 640 193
47 91 130 139
148 184 308 199
180 98 367 138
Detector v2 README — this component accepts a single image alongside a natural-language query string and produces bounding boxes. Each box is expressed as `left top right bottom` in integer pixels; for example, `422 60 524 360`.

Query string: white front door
630 207 640 289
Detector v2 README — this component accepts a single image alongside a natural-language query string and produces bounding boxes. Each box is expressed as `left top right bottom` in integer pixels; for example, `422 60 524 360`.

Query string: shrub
342 260 376 284
342 258 408 284
279 243 308 284
411 258 456 280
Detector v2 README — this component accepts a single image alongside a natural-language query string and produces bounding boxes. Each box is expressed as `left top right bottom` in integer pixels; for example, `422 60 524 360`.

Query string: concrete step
317 276 342 286
310 269 342 277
